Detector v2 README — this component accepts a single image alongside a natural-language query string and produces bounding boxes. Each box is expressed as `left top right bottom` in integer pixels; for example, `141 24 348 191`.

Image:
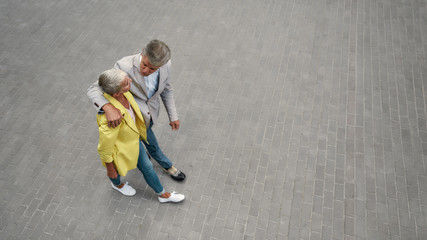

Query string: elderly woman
97 68 184 203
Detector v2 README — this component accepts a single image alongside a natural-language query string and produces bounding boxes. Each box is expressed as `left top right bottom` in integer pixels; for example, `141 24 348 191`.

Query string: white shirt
126 105 136 123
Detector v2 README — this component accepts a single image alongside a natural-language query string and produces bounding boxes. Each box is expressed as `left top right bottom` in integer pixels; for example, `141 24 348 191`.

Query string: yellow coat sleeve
97 116 120 164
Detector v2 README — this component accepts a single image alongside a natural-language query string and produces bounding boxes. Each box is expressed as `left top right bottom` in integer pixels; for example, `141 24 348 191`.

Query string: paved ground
0 0 426 239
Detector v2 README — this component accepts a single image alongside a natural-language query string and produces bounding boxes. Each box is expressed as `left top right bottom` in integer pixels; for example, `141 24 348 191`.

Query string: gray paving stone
1 0 427 239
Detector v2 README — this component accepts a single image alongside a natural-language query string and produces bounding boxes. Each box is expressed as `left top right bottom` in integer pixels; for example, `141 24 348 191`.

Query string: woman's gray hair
98 69 127 95
142 39 171 67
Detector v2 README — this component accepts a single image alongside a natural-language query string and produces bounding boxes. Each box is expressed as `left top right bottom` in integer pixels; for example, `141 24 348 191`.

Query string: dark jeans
142 121 172 170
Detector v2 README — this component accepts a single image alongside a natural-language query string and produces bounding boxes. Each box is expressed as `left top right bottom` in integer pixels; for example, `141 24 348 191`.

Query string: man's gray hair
142 39 171 67
98 69 127 95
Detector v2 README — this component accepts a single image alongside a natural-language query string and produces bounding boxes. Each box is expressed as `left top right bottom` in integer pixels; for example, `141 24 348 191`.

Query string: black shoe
171 171 186 181
164 166 186 182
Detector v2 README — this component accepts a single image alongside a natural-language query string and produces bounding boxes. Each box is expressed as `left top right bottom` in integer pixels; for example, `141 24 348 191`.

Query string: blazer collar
124 92 144 123
132 54 148 95
132 54 142 72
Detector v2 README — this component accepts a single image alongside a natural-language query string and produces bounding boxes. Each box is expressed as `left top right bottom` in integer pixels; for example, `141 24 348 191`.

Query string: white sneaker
111 182 136 196
158 191 185 203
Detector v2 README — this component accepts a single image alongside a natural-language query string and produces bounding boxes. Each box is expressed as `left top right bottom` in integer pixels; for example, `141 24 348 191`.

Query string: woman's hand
105 162 118 179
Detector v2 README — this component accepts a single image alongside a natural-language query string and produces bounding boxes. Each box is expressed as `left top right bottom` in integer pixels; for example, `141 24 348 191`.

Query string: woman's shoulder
97 113 109 126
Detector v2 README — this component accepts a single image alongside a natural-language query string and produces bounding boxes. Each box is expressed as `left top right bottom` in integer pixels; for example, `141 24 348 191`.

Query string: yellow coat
97 92 148 176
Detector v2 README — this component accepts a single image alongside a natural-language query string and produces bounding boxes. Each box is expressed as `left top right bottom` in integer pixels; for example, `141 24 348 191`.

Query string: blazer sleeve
160 60 179 122
97 119 120 164
87 80 109 112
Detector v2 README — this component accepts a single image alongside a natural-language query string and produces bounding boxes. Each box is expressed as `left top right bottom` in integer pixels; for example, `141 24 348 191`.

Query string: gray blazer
87 54 178 126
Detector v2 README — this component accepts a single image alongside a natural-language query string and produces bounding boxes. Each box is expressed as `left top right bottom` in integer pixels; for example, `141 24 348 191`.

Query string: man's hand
102 103 123 128
106 162 118 179
170 120 180 130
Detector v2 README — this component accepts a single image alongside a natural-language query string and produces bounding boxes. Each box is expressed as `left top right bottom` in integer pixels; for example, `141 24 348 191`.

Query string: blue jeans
142 121 172 170
110 141 164 194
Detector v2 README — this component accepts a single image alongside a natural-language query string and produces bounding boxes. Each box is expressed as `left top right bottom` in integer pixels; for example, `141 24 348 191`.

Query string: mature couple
87 40 185 203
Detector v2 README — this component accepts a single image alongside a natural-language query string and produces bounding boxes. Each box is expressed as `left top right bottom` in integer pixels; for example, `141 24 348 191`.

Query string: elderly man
87 40 186 181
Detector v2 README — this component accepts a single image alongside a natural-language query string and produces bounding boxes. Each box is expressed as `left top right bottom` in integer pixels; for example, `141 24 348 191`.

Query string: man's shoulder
164 59 171 69
161 59 171 74
115 54 139 70
117 53 139 62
